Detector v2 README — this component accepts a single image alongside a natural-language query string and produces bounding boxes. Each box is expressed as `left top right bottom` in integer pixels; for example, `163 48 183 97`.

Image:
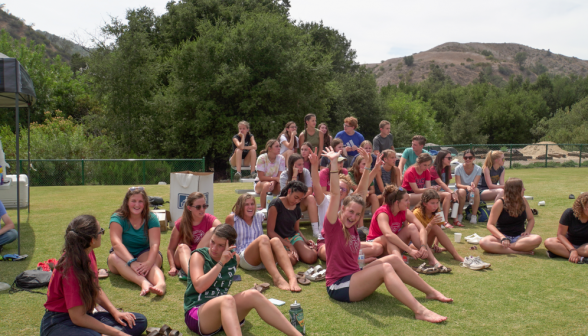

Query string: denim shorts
107 247 163 267
327 274 353 303
504 235 522 244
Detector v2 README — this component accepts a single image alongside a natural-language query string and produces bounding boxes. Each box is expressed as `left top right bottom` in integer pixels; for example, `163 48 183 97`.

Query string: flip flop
306 269 326 281
413 263 439 275
169 330 183 336
252 283 270 293
98 268 109 279
435 263 452 273
531 208 539 216
296 273 310 285
453 221 465 227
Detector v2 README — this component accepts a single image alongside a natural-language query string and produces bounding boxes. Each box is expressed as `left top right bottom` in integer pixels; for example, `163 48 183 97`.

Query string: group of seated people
31 116 588 335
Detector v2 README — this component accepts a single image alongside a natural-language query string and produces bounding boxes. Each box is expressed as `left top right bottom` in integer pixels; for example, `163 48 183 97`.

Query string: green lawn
1 168 587 335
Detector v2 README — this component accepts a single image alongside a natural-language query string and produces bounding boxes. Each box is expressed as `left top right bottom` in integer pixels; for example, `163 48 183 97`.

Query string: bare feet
415 308 447 323
426 290 453 303
149 284 166 296
289 278 302 292
140 281 152 296
273 276 291 291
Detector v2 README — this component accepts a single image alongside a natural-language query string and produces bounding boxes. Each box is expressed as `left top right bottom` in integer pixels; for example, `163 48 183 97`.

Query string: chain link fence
5 159 205 186
394 144 588 169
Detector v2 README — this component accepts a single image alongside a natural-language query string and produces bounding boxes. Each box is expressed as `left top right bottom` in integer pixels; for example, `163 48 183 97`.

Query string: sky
5 0 588 63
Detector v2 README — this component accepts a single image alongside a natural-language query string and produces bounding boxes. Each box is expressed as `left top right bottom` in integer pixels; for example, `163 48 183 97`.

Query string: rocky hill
0 8 86 62
365 42 588 87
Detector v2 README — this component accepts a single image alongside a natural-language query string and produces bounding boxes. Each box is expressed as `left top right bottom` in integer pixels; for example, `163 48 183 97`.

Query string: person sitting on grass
41 215 147 336
335 116 365 158
545 193 588 263
430 150 460 228
299 114 324 156
184 224 303 336
225 194 302 292
320 138 347 169
398 135 429 176
254 139 285 211
454 150 482 224
372 120 395 155
300 142 313 171
107 187 166 296
279 153 320 238
167 192 221 280
322 148 451 323
267 181 318 266
348 154 379 216
278 121 299 163
313 147 384 262
0 199 17 254
374 149 401 203
479 178 542 255
402 153 450 210
367 185 451 274
230 120 257 182
478 150 506 202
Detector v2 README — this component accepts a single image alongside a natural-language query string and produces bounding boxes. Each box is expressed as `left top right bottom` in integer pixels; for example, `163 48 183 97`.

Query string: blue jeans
40 310 147 336
0 229 17 246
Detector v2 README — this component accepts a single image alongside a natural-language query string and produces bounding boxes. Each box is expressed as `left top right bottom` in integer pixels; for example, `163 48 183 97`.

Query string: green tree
514 52 527 67
533 97 588 143
403 55 414 66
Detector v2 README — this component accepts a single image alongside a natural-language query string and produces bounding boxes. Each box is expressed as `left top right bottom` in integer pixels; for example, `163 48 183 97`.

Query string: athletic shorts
316 239 325 252
238 251 266 271
285 233 304 247
327 274 353 303
185 305 245 336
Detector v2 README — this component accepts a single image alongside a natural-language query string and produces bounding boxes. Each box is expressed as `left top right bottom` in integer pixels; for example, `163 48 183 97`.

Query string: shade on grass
0 168 587 335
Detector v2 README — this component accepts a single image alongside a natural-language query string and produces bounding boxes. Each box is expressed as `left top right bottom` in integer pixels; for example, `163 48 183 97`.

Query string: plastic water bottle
469 191 475 205
358 249 365 270
289 301 305 335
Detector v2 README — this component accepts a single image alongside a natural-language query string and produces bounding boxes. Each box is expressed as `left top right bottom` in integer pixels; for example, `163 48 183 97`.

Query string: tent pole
27 105 30 213
15 59 21 255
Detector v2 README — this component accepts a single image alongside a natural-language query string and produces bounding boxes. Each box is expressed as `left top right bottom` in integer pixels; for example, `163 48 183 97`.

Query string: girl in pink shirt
321 147 451 324
167 192 221 279
41 215 147 336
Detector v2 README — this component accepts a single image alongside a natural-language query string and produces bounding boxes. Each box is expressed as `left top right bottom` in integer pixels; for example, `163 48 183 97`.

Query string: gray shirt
280 169 313 190
454 164 482 186
373 134 394 153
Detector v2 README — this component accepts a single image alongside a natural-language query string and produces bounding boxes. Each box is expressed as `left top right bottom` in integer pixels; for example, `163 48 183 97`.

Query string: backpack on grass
465 202 490 223
9 269 52 295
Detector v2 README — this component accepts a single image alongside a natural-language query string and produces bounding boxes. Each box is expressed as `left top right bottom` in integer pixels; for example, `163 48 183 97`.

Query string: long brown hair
278 121 298 149
319 123 331 148
56 215 101 312
259 139 279 155
351 155 365 185
572 193 588 220
381 149 398 186
412 152 433 168
415 189 441 218
383 185 407 207
232 194 256 220
178 192 206 246
286 153 305 183
503 178 526 217
115 187 151 238
433 150 452 185
303 114 316 132
341 194 366 243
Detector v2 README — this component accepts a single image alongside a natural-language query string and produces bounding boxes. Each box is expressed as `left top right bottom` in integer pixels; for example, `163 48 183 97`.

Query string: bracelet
217 261 224 267
330 171 338 174
501 237 510 242
126 258 137 266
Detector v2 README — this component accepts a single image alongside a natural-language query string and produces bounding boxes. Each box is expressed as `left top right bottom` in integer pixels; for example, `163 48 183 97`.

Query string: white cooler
0 174 29 208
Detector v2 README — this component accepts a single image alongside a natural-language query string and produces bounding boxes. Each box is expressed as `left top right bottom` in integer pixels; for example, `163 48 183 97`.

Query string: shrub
466 58 473 62
498 65 512 76
404 55 414 66
562 160 577 168
450 63 455 67
512 162 522 169
481 50 493 57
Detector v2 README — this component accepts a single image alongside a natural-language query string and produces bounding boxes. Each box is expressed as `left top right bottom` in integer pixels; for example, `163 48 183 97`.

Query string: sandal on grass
444 223 454 229
306 269 326 281
252 283 270 293
453 220 464 227
434 263 452 273
98 268 109 279
413 263 439 275
296 272 310 285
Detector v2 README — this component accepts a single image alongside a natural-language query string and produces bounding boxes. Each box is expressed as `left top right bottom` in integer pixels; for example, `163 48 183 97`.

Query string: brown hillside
365 42 588 87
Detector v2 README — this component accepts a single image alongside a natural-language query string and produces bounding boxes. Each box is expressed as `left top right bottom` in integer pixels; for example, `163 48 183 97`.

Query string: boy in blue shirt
335 116 364 157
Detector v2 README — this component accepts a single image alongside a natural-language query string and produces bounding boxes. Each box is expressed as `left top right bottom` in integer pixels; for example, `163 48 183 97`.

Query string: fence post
142 160 146 185
580 144 583 168
82 160 85 185
509 145 513 169
545 144 548 168
469 143 472 153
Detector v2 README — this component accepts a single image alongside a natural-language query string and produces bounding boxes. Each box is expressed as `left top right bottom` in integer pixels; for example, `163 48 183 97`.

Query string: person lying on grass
167 192 221 279
321 147 452 323
266 180 318 266
479 178 542 255
225 194 302 292
41 215 147 336
412 189 464 262
107 187 166 296
366 185 451 274
544 193 588 262
184 224 302 336
311 146 383 262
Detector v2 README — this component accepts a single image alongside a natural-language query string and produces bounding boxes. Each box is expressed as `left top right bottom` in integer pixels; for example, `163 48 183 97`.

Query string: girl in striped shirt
225 194 302 292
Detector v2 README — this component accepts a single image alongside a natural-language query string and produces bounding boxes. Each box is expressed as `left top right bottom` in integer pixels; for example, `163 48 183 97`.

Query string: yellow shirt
412 207 441 227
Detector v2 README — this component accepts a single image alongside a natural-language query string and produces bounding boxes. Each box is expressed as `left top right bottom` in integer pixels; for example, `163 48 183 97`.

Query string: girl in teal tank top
184 224 302 336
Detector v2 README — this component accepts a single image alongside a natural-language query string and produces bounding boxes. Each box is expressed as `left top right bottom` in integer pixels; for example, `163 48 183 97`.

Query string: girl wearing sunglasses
41 215 148 336
454 150 482 224
108 187 166 296
167 192 221 280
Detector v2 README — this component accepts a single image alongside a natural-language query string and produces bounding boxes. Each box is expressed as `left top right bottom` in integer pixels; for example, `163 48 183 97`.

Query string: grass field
0 168 587 335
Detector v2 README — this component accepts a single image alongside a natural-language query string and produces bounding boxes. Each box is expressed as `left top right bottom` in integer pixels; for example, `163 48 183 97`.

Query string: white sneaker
467 236 481 244
470 215 478 224
460 256 485 270
472 256 491 269
465 233 481 241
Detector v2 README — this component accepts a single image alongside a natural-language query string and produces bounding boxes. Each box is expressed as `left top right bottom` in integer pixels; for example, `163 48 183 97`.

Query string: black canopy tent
0 52 36 255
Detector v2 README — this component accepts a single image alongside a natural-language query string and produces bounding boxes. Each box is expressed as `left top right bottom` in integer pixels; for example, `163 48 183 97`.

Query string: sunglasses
129 186 144 192
190 204 209 210
444 156 452 160
463 156 474 160
97 228 105 236
340 187 348 193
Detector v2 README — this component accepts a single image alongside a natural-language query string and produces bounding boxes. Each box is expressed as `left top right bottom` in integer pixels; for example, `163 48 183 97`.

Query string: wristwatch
501 237 510 242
